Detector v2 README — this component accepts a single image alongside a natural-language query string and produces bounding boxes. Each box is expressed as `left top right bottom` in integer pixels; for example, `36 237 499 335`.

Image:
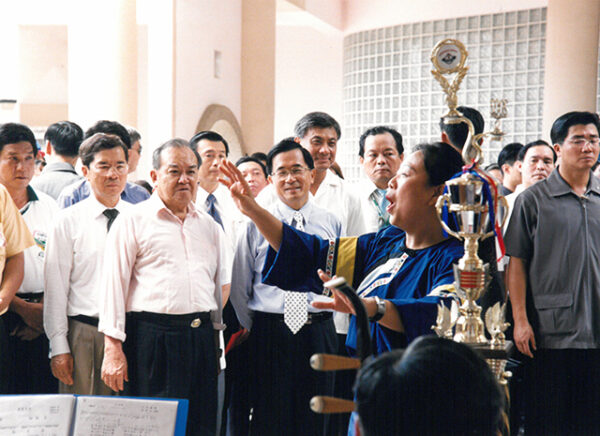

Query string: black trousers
3 311 56 394
0 315 8 393
124 312 218 436
525 349 600 436
327 333 355 436
248 311 337 436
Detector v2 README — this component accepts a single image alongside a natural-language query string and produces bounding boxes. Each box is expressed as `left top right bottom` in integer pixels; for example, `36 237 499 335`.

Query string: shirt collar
276 197 313 225
546 167 600 197
148 191 199 219
26 185 38 202
86 194 127 219
43 161 77 173
323 170 342 187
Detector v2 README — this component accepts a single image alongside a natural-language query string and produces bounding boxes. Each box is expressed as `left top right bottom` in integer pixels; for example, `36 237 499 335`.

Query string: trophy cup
490 98 508 142
431 39 512 384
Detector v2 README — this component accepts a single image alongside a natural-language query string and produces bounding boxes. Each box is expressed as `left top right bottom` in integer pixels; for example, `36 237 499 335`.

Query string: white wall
173 0 242 140
343 0 548 33
274 9 343 145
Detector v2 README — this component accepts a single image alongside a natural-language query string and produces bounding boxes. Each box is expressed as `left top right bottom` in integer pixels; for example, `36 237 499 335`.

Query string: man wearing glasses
505 111 600 435
229 139 341 436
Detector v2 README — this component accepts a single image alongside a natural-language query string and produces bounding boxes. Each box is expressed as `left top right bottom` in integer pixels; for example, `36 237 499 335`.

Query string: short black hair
250 151 268 165
517 139 556 163
235 156 268 178
497 142 523 174
0 123 37 155
266 139 314 175
358 126 404 157
294 112 341 140
152 138 201 170
133 179 153 194
44 121 83 157
412 142 464 186
355 336 504 436
550 111 600 145
484 163 501 172
127 126 141 144
79 133 129 167
439 106 484 150
189 130 229 156
84 120 131 149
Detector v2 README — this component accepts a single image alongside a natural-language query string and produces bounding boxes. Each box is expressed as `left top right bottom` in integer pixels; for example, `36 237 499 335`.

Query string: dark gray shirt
30 162 83 200
505 168 600 349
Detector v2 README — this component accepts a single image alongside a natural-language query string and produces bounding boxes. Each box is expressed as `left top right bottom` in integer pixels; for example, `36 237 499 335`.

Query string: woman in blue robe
220 141 465 356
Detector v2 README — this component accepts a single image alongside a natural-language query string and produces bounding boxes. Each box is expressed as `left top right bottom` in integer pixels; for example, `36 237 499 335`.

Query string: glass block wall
339 8 547 182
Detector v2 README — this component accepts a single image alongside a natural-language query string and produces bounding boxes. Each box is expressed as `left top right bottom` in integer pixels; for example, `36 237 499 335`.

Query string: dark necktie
206 194 224 229
103 208 119 232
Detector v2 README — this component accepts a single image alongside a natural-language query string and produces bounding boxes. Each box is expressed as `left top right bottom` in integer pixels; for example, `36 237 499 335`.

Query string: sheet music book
0 395 188 436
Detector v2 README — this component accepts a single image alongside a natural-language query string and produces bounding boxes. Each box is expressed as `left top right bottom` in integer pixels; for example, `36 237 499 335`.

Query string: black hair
355 336 504 436
550 111 600 145
152 138 201 170
250 151 268 165
266 139 314 175
0 123 38 155
133 179 153 195
412 142 463 186
127 126 141 144
189 130 230 156
84 120 131 149
484 163 501 172
44 121 84 157
517 139 556 163
358 126 404 157
439 106 484 150
235 156 268 178
294 112 341 140
79 133 129 167
497 142 523 174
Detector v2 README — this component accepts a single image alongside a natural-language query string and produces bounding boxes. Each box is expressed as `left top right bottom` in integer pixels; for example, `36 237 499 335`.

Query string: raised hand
219 160 258 216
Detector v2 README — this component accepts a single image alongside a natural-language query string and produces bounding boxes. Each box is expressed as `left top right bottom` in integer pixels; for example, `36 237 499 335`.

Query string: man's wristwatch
369 296 386 322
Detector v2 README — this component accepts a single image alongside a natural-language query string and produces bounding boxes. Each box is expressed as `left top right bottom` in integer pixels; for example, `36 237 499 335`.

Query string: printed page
72 396 178 436
0 395 75 436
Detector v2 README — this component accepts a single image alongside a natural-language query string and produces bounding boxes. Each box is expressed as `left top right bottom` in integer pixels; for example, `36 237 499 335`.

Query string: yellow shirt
0 184 34 314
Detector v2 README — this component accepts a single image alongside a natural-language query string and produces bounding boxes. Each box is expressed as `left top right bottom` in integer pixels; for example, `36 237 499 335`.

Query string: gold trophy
431 39 512 384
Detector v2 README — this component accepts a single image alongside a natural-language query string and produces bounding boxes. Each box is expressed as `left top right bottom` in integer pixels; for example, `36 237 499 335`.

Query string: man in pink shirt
99 139 231 436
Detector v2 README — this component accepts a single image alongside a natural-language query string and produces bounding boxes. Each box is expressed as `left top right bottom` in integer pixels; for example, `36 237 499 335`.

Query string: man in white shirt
100 139 230 436
0 123 59 394
230 140 341 436
356 126 404 233
44 133 130 395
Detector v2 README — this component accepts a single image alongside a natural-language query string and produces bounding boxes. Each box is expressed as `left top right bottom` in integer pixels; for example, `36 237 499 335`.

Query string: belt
127 311 211 328
16 292 43 303
254 311 332 325
68 314 99 327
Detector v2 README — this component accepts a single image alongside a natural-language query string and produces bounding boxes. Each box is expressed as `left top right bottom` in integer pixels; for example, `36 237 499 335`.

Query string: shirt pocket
534 293 576 335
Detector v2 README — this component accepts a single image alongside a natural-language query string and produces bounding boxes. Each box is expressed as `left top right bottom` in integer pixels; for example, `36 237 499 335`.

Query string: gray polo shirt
30 162 83 200
505 168 600 349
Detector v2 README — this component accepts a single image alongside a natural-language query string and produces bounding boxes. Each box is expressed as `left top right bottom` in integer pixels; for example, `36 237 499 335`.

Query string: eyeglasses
272 167 309 179
567 138 600 147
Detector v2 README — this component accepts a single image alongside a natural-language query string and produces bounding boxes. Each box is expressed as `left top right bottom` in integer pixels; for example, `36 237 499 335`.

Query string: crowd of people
0 107 598 436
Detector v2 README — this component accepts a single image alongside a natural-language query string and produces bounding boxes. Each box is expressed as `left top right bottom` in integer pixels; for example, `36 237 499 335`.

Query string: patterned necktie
206 193 224 229
370 189 390 229
103 208 119 232
284 211 308 334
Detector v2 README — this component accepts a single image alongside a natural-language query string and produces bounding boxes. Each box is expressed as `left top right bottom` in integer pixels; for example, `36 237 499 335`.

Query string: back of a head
0 122 37 153
44 121 84 157
550 111 600 144
497 142 523 171
294 111 341 140
266 139 314 174
439 106 484 150
85 120 131 149
413 142 464 186
189 130 229 156
355 336 504 436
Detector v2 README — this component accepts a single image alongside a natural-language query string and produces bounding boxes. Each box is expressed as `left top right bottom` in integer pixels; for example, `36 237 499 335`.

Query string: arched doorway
195 104 245 162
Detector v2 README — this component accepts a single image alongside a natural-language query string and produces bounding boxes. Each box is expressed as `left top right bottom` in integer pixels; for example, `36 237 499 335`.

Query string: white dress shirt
196 184 242 251
231 198 342 330
353 177 390 234
19 187 59 294
44 195 132 356
497 184 526 272
98 193 231 342
257 171 366 237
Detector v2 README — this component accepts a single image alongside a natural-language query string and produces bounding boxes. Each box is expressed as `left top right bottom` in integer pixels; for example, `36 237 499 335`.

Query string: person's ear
45 140 52 155
428 184 444 206
150 169 158 184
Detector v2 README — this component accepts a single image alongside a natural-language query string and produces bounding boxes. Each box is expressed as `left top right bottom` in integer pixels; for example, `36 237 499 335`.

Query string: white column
68 0 137 129
542 0 600 139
